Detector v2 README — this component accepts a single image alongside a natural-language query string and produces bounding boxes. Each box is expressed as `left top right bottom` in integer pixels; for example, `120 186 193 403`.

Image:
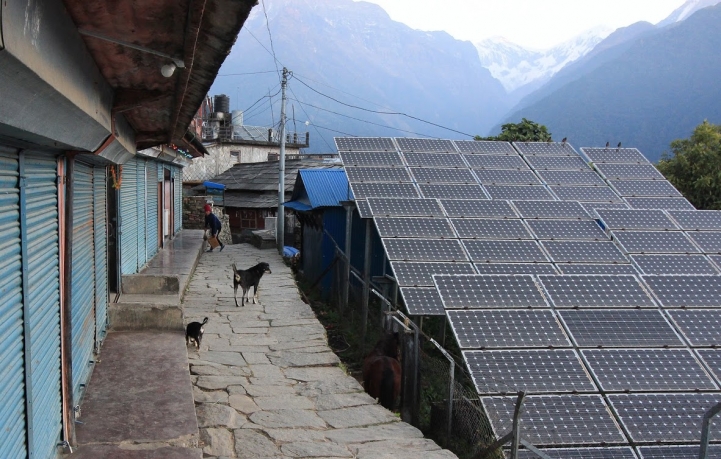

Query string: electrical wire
292 71 394 111
288 86 334 151
216 70 279 77
241 85 281 115
260 0 281 84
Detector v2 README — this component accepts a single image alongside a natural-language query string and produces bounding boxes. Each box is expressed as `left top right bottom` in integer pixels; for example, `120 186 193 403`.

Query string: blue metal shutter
71 161 96 402
20 152 62 459
120 158 138 275
0 148 27 459
94 166 108 346
136 159 146 269
174 167 182 233
146 161 158 260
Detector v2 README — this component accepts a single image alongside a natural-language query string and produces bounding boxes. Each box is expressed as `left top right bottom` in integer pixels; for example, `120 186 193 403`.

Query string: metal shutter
136 159 147 269
0 148 27 458
146 161 158 260
20 152 62 459
94 166 108 347
71 161 95 402
174 167 182 233
120 158 138 275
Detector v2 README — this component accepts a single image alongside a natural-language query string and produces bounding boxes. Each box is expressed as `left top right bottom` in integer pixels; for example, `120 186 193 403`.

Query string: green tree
476 118 553 142
657 120 721 210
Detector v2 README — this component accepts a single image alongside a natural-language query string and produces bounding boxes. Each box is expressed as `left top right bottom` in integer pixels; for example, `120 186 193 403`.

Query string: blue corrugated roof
296 169 353 209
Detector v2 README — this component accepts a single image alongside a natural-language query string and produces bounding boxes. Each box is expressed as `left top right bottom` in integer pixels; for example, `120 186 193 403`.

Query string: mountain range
210 0 721 161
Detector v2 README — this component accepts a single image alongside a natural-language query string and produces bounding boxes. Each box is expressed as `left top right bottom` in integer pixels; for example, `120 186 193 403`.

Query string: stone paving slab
182 243 457 459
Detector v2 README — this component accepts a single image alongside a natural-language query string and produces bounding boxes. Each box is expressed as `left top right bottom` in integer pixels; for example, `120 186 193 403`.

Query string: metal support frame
699 401 721 459
340 201 354 313
361 219 372 345
510 391 525 459
431 338 455 447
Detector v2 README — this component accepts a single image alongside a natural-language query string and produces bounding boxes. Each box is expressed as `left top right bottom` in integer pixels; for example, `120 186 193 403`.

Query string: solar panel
463 240 549 263
711 255 721 270
335 137 396 152
374 217 456 238
581 203 630 215
482 395 625 445
516 447 638 459
514 142 579 157
687 232 721 254
403 152 465 167
486 185 556 201
395 137 456 152
625 197 695 211
668 310 721 346
475 169 542 185
613 231 699 254
399 287 445 315
527 220 608 241
474 263 558 274
697 349 721 381
542 241 629 264
669 210 721 231
581 147 650 164
638 445 721 459
642 275 721 307
440 199 516 218
454 140 515 154
411 167 477 184
513 201 591 219
345 166 411 183
418 184 488 200
390 261 476 287
609 180 682 197
448 310 570 348
434 274 548 309
597 209 679 230
451 218 533 239
539 275 654 308
367 197 444 217
355 199 372 218
583 349 715 391
551 186 623 203
382 238 468 262
595 164 665 180
465 349 595 394
631 254 718 275
538 170 607 186
463 154 528 170
351 182 419 198
526 156 590 171
609 393 721 443
558 264 638 275
560 309 682 347
339 151 404 166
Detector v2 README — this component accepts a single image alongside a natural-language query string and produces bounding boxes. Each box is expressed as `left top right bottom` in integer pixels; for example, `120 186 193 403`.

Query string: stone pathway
182 243 457 459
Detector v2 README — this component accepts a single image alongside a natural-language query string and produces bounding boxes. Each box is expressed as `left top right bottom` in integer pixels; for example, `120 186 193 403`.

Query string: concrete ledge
109 303 184 331
122 274 181 294
251 229 276 250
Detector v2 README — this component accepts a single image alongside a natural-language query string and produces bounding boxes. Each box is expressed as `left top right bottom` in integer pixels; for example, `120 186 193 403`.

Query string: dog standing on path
186 317 208 350
232 262 272 307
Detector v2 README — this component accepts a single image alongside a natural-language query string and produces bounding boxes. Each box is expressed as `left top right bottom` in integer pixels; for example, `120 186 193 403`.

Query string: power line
216 70 278 77
292 75 474 138
241 85 281 115
244 28 284 69
260 0 281 84
292 71 394 111
288 86 334 151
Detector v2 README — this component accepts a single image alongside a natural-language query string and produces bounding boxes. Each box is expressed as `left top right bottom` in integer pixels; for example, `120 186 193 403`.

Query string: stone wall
183 196 232 245
183 143 301 182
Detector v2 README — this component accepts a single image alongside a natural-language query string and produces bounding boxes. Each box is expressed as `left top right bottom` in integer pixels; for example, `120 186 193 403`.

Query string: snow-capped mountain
475 26 613 93
657 0 721 27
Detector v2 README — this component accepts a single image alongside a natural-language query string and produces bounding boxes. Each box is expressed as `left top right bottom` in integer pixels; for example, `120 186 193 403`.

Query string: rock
200 427 235 457
281 441 353 457
229 394 260 414
196 403 245 428
318 405 398 429
249 410 327 429
234 429 282 459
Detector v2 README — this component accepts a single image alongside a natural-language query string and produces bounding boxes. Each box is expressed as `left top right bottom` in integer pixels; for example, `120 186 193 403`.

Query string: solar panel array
336 138 721 454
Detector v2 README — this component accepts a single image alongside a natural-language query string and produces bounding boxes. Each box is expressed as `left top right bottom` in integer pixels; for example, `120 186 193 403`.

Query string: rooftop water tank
231 110 243 126
214 94 230 114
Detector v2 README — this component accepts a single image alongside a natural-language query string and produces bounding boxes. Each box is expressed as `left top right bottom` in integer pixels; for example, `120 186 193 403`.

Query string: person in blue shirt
204 204 225 252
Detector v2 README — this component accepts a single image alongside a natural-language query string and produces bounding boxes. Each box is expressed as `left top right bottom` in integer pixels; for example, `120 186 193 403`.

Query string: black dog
232 262 272 307
186 317 208 349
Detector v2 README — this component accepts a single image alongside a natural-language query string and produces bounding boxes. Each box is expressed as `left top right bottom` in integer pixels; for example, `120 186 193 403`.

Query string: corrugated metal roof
203 158 341 191
298 169 353 209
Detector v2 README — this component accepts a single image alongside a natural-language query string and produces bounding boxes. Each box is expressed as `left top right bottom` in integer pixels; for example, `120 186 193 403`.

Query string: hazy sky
357 0 688 48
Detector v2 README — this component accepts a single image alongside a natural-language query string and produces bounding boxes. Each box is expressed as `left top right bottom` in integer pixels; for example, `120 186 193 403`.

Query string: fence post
431 338 455 447
400 328 417 424
361 219 372 346
341 202 354 314
510 391 526 459
699 401 721 459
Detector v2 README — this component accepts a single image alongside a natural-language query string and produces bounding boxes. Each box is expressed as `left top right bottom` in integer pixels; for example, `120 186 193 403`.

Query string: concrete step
72 331 200 458
109 301 184 331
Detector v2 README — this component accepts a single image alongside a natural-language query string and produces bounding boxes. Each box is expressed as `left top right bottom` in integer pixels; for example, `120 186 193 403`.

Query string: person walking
204 203 225 252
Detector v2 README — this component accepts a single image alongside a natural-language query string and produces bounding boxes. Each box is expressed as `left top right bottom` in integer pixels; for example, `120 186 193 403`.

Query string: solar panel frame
345 166 412 183
463 154 529 170
366 197 445 217
339 151 405 166
464 239 550 263
434 274 549 309
410 167 478 184
582 349 716 391
541 240 629 264
638 445 721 459
609 180 683 198
374 217 456 238
596 209 679 231
631 254 718 275
382 238 468 262
513 200 591 219
538 275 655 308
395 137 456 152
475 169 542 185
335 137 396 152
625 197 695 211
697 349 721 382
581 147 650 164
448 309 570 349
454 140 516 154
557 264 639 275
642 275 721 308
525 155 591 171
486 185 556 201
669 210 721 231
612 231 699 254
418 183 489 200
350 182 420 198
355 199 372 218
515 447 638 459
451 218 533 240
474 263 559 274
559 309 683 348
440 199 516 218
399 287 446 315
609 393 721 443
390 261 476 287
513 142 580 157
464 349 596 394
537 170 607 186
403 152 466 167
581 203 631 215
687 232 721 254
551 186 623 203
526 220 608 241
668 310 721 346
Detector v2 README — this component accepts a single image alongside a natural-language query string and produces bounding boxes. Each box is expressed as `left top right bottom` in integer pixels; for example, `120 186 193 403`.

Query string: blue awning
284 201 312 211
203 181 226 190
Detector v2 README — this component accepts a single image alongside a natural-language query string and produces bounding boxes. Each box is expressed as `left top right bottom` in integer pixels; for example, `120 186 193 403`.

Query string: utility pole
277 67 289 253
